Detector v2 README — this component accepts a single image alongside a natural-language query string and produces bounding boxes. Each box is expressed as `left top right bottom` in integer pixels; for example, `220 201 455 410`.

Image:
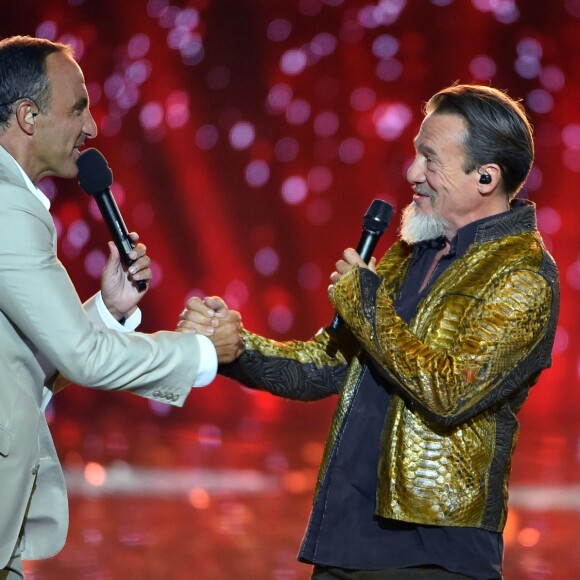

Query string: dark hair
0 35 72 131
425 84 534 198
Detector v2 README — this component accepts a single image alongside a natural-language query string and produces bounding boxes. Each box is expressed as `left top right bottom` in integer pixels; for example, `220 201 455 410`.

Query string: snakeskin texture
223 201 559 532
220 326 355 400
329 202 559 530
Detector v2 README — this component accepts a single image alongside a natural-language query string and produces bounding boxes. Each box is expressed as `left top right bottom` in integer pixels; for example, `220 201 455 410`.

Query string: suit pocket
0 425 13 457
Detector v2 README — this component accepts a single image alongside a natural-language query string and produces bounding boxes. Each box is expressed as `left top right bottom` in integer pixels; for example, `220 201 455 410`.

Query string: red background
1 1 578 578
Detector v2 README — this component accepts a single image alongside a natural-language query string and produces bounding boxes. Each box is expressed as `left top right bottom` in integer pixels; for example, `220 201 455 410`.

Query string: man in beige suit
0 35 243 578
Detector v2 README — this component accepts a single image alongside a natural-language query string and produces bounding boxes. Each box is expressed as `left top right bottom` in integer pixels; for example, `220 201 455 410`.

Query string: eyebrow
415 141 438 158
70 96 89 113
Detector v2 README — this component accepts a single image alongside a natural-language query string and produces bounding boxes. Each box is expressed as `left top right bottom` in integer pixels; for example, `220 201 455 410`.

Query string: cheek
425 169 446 192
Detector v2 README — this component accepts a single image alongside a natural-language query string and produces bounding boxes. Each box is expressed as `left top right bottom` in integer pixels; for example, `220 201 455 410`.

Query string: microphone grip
329 231 381 334
93 191 147 293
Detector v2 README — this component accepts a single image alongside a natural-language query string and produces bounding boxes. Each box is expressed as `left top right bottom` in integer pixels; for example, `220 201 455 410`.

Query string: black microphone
76 148 147 292
329 199 394 334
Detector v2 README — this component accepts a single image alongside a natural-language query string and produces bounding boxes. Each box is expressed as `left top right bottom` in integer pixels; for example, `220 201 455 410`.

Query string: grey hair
425 84 534 198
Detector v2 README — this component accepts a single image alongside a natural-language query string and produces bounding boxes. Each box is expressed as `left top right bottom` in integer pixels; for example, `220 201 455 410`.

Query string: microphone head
363 199 394 235
76 148 113 195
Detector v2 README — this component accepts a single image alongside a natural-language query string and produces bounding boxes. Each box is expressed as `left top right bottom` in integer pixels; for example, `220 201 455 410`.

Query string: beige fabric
0 145 204 566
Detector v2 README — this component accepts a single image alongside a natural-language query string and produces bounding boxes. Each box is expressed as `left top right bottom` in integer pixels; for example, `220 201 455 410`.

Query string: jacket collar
416 199 537 259
473 199 537 244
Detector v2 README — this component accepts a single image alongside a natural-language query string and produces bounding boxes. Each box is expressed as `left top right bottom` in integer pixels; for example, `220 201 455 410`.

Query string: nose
407 156 425 185
83 109 98 139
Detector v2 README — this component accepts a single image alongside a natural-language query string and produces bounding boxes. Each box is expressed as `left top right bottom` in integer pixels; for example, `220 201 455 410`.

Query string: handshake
176 296 245 364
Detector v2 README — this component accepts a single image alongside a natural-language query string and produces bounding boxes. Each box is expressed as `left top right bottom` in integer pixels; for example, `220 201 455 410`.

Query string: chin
60 161 80 179
400 203 448 243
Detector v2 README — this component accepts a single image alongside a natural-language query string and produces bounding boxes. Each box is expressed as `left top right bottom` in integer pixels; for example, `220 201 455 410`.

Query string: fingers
212 311 245 363
210 311 243 346
176 295 245 363
329 248 378 289
185 296 220 320
341 247 367 267
177 307 245 364
175 319 215 335
178 296 241 336
126 243 152 282
105 238 151 279
177 303 219 335
335 248 363 275
108 234 142 263
203 295 229 317
127 240 147 263
179 295 229 327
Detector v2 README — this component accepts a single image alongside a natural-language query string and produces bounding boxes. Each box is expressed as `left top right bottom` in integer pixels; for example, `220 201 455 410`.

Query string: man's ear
477 163 501 196
15 101 38 135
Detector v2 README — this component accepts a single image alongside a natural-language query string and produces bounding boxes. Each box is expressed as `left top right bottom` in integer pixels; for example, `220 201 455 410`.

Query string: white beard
399 201 449 244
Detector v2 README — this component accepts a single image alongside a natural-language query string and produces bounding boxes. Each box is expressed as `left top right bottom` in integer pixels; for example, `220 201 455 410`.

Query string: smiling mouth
413 189 432 199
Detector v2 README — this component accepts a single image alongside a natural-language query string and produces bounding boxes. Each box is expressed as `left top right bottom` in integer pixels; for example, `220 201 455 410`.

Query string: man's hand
177 296 245 364
101 232 152 321
329 247 376 285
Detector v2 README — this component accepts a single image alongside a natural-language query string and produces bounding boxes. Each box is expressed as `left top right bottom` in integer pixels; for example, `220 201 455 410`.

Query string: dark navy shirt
299 215 510 579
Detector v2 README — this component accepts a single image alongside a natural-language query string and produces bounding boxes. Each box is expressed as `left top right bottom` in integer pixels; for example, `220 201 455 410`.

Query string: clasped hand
172 248 376 365
176 296 245 364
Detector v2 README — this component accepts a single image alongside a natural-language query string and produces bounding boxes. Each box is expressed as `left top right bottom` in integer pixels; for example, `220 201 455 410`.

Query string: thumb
102 241 121 274
108 240 120 260
204 296 228 315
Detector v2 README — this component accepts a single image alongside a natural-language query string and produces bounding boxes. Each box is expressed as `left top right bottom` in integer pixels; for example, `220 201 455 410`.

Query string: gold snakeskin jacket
222 200 559 532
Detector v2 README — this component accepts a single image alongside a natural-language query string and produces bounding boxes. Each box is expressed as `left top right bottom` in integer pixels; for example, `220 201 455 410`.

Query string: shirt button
31 464 39 475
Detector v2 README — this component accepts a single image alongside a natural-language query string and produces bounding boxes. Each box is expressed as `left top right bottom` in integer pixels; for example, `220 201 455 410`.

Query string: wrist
103 301 137 323
105 304 124 321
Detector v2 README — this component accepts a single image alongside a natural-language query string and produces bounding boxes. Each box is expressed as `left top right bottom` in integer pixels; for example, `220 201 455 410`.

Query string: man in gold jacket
181 84 559 579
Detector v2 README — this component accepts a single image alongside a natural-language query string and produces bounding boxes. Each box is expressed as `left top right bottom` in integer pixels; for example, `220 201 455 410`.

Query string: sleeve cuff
94 291 142 332
192 334 218 387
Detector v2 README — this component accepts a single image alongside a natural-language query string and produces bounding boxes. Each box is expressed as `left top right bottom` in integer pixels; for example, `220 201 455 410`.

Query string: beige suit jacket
0 146 207 566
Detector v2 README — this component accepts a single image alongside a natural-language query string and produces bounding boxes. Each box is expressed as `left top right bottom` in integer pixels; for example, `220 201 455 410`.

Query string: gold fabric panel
326 231 555 529
242 327 351 368
331 233 552 419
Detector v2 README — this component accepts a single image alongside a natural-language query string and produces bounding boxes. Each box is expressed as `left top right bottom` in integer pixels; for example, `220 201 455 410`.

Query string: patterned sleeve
219 326 357 401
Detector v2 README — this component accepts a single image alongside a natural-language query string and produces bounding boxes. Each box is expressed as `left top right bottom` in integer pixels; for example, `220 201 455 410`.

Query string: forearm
220 328 353 401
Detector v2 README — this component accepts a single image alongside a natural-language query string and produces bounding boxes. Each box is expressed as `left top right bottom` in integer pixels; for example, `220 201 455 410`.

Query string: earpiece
479 172 492 185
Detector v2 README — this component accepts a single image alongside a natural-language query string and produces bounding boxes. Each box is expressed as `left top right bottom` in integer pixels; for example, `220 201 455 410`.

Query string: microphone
76 148 147 292
329 199 394 334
